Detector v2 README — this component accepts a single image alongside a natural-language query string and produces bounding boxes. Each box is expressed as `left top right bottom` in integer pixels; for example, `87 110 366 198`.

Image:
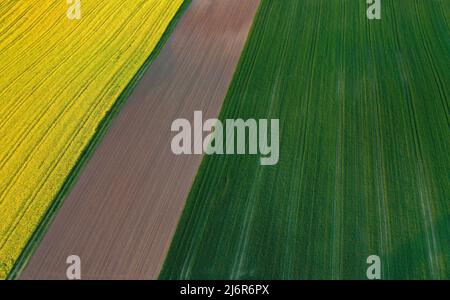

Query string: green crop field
160 0 449 279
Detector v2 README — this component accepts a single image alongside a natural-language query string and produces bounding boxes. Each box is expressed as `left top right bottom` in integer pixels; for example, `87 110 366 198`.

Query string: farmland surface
160 0 450 279
20 0 260 279
0 0 184 278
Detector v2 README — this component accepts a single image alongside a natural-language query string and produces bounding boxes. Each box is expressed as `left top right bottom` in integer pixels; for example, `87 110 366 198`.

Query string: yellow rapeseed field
0 0 184 278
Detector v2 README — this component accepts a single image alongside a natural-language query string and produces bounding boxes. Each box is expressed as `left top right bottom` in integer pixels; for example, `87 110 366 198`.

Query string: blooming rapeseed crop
0 0 184 278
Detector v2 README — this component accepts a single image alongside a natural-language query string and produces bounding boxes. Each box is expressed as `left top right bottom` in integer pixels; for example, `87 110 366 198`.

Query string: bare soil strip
20 0 260 279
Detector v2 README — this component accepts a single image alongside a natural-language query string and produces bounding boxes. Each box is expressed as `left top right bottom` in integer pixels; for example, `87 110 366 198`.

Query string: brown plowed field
20 0 260 279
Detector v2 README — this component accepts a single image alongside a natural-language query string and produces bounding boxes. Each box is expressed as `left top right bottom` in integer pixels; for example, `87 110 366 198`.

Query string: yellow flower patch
0 0 184 278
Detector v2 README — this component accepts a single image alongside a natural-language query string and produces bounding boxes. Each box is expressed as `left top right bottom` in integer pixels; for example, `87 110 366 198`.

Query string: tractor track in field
160 0 449 279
